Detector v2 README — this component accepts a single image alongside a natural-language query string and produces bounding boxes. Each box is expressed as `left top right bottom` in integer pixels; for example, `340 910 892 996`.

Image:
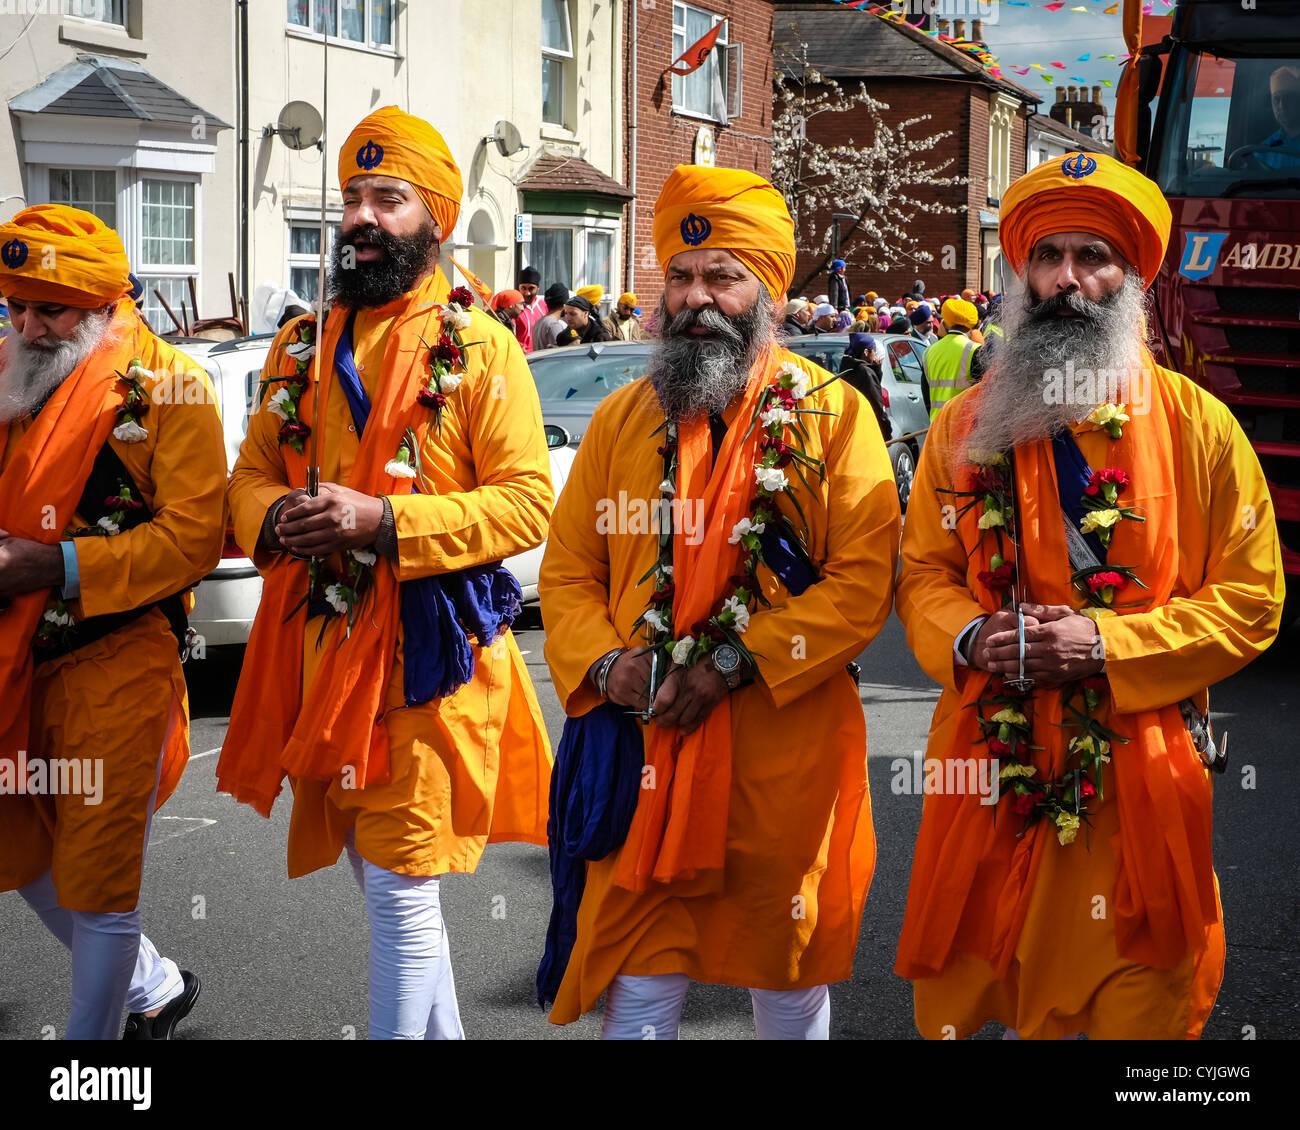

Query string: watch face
713 644 740 673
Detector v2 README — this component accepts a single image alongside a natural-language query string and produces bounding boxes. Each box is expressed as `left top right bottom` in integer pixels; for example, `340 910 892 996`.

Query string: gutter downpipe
625 0 637 294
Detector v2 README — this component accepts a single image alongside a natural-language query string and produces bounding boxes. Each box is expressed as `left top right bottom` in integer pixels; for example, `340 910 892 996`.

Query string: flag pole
306 34 329 498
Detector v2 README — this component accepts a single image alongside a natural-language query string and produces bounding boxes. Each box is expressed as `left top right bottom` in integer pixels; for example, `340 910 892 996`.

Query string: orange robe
539 359 901 1023
895 365 1284 1039
225 271 554 878
0 316 227 911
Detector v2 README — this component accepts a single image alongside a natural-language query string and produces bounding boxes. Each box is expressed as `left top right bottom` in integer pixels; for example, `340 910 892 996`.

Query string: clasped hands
598 645 729 735
969 602 1104 683
273 483 384 558
0 528 65 599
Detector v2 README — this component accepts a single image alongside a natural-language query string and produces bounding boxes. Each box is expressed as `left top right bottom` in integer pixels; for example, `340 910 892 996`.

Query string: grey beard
962 273 1149 459
649 287 776 421
0 307 115 423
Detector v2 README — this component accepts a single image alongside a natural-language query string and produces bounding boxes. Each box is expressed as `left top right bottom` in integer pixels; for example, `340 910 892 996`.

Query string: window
672 2 739 122
47 169 116 227
288 221 340 302
988 96 1017 203
528 220 620 305
140 179 196 332
288 0 394 48
531 227 573 293
585 231 613 295
69 0 126 26
542 0 573 127
139 277 189 334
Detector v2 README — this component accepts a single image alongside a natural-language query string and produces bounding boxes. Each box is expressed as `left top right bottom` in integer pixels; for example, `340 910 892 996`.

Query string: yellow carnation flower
1071 734 1096 756
998 763 1037 780
1080 508 1122 535
1055 811 1081 845
991 708 1028 726
978 508 1005 529
1088 403 1130 428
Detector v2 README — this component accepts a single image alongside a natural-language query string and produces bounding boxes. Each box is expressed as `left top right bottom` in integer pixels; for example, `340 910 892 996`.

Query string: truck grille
1222 325 1300 355
1260 454 1300 492
1232 366 1300 396
1213 286 1300 319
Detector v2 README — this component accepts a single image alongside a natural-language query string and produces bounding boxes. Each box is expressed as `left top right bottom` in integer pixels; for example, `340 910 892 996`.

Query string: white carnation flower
112 419 148 443
384 458 417 479
126 363 152 382
285 340 315 360
324 584 349 615
267 387 293 421
97 515 120 534
728 516 766 544
659 478 675 495
722 595 750 633
660 564 673 576
760 406 794 428
43 607 72 628
643 608 669 633
438 372 463 394
780 363 810 400
754 465 788 493
445 307 472 331
671 635 695 665
351 548 377 566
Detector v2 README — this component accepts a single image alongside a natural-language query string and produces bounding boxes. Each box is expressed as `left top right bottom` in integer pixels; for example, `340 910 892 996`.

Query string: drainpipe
237 0 250 318
625 0 637 294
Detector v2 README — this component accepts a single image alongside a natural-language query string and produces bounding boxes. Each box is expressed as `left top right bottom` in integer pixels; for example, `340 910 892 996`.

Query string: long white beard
0 308 115 423
961 273 1149 460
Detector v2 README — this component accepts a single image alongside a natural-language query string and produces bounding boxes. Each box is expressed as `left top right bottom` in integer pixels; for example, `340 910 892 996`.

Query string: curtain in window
530 229 573 292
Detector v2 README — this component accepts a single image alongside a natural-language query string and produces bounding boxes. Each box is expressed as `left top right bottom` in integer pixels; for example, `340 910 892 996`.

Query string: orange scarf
0 298 139 766
615 346 782 892
896 352 1218 977
217 276 450 817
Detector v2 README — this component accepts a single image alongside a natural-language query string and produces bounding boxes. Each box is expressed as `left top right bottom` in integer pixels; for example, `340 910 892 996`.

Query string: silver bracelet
593 648 623 699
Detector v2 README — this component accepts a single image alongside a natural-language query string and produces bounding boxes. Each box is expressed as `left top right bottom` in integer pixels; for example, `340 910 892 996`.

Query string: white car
173 335 570 654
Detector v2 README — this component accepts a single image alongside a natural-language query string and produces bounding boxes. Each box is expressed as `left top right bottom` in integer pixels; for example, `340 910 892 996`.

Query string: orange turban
999 152 1171 287
338 106 463 239
0 204 129 308
652 165 795 302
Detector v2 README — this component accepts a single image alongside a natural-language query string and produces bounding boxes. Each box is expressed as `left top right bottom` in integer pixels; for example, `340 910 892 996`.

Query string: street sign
515 213 533 243
694 126 715 168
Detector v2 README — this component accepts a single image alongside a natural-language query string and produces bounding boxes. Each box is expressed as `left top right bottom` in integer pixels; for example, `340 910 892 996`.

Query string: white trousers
344 834 464 1040
601 972 831 1040
15 754 182 1040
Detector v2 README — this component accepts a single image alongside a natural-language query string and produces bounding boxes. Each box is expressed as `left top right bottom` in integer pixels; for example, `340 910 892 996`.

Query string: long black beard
328 220 440 308
649 288 775 421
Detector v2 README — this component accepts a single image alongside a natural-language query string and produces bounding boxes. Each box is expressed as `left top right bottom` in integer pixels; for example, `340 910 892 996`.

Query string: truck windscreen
1154 50 1300 200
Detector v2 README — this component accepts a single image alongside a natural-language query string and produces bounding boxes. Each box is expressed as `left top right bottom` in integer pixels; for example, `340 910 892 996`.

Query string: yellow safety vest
925 331 979 421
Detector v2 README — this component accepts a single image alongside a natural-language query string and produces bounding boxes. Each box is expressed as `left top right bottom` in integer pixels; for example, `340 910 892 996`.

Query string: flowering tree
771 40 968 294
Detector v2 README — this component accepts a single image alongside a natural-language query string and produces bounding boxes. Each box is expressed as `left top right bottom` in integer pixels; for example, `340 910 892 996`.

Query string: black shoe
122 970 201 1040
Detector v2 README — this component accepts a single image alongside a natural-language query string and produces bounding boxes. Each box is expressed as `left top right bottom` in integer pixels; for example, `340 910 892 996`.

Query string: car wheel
892 442 916 511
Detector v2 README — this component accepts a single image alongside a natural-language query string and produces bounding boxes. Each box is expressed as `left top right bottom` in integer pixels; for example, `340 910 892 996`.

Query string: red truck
1133 0 1300 618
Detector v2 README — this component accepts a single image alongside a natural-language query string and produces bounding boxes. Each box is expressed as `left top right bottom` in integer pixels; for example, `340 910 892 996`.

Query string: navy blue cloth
1052 428 1105 563
537 701 643 1008
329 314 523 705
757 522 818 596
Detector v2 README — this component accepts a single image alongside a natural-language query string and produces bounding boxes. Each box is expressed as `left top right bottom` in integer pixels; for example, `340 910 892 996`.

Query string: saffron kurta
895 365 1284 1039
0 317 227 911
225 271 555 878
539 359 901 1023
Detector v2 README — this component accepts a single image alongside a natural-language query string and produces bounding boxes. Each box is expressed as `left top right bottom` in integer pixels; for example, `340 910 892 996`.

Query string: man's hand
276 482 384 557
651 660 729 735
601 645 653 712
980 602 1103 683
0 529 64 598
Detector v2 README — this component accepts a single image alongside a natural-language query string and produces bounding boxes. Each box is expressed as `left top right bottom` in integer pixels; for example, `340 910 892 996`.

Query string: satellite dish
491 120 527 158
268 100 324 151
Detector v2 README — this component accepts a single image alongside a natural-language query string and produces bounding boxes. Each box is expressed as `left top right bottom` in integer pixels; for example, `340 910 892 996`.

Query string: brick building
774 3 1038 302
621 0 776 312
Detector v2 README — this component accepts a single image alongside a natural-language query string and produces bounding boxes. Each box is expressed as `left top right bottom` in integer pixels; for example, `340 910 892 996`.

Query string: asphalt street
2 609 1297 1040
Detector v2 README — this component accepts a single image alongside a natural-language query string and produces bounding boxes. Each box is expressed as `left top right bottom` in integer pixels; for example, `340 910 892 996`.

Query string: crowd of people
486 272 650 354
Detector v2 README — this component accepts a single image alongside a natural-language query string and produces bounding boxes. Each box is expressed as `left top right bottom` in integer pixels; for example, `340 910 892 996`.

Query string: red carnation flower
972 466 1005 493
651 581 675 604
106 494 146 511
1012 792 1037 816
706 623 727 642
431 334 460 364
987 737 1011 756
1086 571 1125 595
978 562 1015 593
1080 779 1097 800
416 388 446 410
278 420 310 442
1081 675 1109 695
448 286 475 307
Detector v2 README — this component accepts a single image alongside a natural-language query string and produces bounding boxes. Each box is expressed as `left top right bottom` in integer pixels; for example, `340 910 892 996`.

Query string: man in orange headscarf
895 152 1284 1039
538 164 900 1038
220 106 554 1039
0 204 227 1038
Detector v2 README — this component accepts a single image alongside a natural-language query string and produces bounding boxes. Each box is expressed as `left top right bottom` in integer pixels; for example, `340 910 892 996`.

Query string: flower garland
112 358 151 443
263 316 316 454
950 405 1146 846
635 361 831 681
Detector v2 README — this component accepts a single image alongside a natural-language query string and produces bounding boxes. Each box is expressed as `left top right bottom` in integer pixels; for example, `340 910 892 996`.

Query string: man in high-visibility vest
923 297 981 421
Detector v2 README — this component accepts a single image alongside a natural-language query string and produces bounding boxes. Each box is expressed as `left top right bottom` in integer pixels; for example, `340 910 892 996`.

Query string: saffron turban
652 165 796 302
491 288 524 310
574 284 604 306
0 204 130 308
941 297 979 330
338 106 463 239
999 151 1172 287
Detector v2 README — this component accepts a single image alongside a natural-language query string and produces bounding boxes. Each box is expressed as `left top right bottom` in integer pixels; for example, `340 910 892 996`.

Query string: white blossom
671 636 695 665
728 516 766 544
755 465 788 493
324 584 349 615
126 363 152 383
445 306 472 331
722 596 751 633
659 478 675 495
285 340 315 360
97 515 120 534
438 372 463 394
43 607 73 628
112 419 148 443
384 458 417 479
660 564 673 576
643 608 669 633
351 548 377 566
267 387 293 420
760 406 794 428
779 363 810 400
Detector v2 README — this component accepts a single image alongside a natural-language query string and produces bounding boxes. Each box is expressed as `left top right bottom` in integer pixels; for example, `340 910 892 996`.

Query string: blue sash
331 314 523 705
1052 428 1106 564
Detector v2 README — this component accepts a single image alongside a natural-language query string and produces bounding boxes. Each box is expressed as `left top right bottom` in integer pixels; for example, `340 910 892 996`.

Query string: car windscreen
528 348 651 402
783 339 846 375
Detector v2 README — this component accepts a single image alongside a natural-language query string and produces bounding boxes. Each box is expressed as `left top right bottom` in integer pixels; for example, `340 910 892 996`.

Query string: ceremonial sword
305 34 329 499
1004 452 1035 695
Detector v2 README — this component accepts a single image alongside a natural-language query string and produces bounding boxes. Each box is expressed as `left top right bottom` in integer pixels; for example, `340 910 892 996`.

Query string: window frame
541 0 575 128
287 218 341 303
286 0 396 54
524 215 621 312
671 1 733 124
67 0 127 27
45 166 118 228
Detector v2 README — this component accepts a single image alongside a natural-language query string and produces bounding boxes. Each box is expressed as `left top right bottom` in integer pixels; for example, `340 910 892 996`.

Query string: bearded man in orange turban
537 165 900 1038
894 152 1284 1039
0 204 227 1038
220 106 554 1039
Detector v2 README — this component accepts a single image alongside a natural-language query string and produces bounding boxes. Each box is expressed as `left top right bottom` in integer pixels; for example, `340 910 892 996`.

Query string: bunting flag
1044 1 1066 9
666 19 725 77
450 257 494 305
1104 2 1119 10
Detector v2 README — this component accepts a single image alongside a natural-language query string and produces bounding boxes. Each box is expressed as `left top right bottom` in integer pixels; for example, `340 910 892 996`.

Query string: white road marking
189 747 222 760
148 816 217 846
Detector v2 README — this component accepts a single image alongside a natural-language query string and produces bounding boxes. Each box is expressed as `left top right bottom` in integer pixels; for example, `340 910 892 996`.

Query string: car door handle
906 391 920 400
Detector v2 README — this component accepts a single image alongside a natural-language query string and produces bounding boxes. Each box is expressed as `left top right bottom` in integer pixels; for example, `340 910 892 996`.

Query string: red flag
667 21 724 77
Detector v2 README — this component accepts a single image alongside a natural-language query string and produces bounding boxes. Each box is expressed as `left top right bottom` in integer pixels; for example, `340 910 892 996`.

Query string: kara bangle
593 648 623 699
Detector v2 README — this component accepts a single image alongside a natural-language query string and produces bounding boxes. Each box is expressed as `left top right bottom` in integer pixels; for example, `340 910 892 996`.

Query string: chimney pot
953 19 966 40
1092 85 1103 104
938 18 950 34
973 19 984 42
1067 85 1078 101
1056 87 1066 103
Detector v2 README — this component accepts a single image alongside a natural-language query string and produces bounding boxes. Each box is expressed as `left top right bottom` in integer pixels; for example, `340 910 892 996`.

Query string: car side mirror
544 423 571 450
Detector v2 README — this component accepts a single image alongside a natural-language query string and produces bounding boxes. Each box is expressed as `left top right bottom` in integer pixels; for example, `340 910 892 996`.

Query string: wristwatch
710 644 743 691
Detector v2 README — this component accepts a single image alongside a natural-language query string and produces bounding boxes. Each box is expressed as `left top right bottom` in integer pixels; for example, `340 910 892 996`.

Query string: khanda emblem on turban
356 139 385 171
680 212 712 247
1 238 29 269
1062 153 1098 180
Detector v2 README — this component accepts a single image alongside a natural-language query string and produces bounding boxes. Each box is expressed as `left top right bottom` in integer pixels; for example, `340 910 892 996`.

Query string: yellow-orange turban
575 284 604 306
652 165 795 302
940 297 979 330
0 204 129 308
999 152 1171 286
338 106 463 239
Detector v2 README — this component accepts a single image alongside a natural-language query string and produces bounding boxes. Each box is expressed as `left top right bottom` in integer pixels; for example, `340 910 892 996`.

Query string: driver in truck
1260 65 1300 169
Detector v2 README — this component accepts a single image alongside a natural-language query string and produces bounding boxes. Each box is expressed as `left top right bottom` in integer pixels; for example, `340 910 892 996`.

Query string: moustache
1026 289 1107 323
339 224 398 256
662 304 744 341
